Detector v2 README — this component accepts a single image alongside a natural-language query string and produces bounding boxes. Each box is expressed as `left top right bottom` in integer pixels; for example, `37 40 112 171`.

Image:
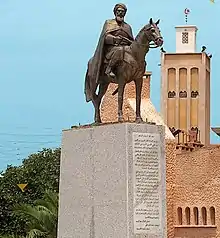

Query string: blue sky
0 0 219 171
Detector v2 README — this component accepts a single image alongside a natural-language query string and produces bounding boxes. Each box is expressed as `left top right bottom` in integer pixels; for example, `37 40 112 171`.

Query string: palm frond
26 229 46 238
14 204 44 226
13 190 58 237
35 191 58 216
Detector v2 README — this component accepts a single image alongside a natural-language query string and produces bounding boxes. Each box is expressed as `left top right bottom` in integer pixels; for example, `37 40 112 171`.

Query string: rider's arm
105 34 120 45
129 26 134 41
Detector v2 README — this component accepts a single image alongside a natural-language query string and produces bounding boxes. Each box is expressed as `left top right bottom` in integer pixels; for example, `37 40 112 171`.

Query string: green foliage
0 148 60 236
14 190 58 238
0 235 25 238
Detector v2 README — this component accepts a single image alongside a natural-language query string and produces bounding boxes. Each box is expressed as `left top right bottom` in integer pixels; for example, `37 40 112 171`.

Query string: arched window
210 207 215 225
185 207 190 225
202 207 207 225
193 207 199 225
168 68 176 92
177 207 182 225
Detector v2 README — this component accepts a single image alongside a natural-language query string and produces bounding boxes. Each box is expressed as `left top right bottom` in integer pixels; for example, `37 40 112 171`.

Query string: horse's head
143 18 163 48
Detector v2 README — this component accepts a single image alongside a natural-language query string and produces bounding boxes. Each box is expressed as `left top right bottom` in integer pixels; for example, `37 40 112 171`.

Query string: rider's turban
113 3 127 15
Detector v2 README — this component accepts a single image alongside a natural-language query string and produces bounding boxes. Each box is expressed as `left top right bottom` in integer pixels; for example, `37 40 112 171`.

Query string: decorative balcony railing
169 127 204 151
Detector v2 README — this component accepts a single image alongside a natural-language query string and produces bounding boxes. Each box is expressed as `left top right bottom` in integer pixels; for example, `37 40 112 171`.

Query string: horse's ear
155 19 160 25
149 18 153 25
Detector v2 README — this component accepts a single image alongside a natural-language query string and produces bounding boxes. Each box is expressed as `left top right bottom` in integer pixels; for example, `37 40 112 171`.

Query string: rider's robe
85 19 133 102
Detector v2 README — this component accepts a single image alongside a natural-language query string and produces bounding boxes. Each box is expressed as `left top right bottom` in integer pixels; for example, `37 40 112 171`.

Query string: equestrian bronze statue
84 3 163 123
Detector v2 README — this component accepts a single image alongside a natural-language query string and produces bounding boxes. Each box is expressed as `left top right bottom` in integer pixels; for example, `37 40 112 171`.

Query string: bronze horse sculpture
85 18 163 123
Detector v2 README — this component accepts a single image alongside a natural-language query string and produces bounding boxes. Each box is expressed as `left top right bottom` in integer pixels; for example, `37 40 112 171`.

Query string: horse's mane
134 23 150 41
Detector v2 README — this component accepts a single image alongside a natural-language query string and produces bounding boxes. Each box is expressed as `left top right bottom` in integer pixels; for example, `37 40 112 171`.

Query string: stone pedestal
58 123 166 238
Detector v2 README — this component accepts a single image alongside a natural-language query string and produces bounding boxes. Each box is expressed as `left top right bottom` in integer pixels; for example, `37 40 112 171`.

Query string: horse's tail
112 87 118 96
84 65 92 102
85 58 99 102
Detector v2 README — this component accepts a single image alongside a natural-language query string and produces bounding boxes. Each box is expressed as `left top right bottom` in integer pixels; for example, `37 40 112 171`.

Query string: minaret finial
184 8 190 24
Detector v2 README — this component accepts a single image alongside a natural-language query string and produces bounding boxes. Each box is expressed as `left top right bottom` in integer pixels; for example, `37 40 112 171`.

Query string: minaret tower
160 11 211 145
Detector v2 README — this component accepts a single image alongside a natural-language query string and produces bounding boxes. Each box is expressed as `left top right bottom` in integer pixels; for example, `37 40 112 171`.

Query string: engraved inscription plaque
133 132 161 234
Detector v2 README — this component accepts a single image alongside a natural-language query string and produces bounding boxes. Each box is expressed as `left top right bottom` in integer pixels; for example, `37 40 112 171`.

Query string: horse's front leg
118 83 125 122
135 78 143 123
95 82 109 123
91 94 100 123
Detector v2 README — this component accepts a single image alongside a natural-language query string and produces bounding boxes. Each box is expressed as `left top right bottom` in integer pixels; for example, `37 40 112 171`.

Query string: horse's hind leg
94 82 109 123
135 78 143 123
118 82 125 122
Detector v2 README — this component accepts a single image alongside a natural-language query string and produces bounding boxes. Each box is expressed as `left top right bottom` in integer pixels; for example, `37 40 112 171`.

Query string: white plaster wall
175 26 197 53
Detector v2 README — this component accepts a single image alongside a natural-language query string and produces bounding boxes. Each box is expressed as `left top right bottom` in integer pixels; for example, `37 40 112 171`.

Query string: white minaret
175 25 198 53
